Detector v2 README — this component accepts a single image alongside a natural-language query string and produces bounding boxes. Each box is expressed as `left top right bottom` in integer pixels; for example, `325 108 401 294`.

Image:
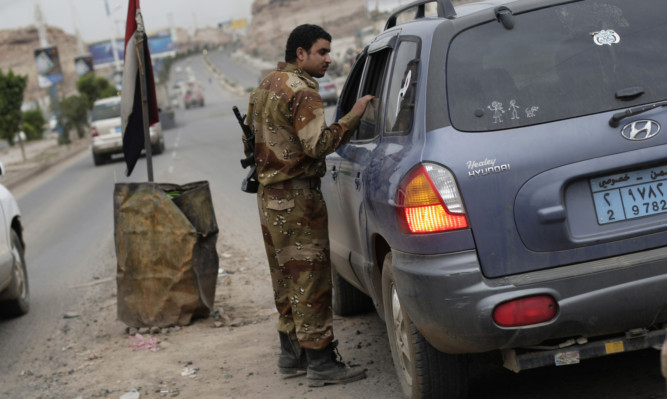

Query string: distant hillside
243 0 372 62
243 0 477 63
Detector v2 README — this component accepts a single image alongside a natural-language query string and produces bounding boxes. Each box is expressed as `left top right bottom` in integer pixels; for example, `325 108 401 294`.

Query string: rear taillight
324 83 336 90
91 126 99 138
396 163 468 233
493 295 558 327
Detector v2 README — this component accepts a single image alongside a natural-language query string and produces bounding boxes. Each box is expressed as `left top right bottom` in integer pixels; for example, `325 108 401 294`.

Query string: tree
76 75 118 110
59 95 88 141
0 69 27 145
22 109 46 141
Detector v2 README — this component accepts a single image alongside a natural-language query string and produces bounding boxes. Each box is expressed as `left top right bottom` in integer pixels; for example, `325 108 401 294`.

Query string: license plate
590 165 667 224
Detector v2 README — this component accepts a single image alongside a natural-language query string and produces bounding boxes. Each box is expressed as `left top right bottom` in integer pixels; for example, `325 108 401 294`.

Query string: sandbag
113 181 219 327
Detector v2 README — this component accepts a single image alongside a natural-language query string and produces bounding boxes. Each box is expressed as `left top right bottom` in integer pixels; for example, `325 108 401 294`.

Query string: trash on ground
127 334 160 352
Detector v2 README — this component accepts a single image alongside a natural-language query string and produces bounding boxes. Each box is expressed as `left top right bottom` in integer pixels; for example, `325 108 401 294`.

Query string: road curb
2 140 88 190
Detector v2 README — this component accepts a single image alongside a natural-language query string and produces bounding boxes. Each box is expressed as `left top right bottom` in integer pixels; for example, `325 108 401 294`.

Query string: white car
90 96 165 166
0 162 28 317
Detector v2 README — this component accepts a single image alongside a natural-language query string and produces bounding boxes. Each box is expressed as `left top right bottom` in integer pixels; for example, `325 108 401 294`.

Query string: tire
93 151 104 166
0 230 29 318
331 266 374 316
153 139 165 155
382 253 468 399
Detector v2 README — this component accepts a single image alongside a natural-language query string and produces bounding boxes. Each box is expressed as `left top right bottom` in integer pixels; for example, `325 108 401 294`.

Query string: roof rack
384 0 457 30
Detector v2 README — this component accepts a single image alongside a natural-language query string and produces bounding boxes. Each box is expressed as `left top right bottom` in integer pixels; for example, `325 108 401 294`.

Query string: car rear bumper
391 247 667 356
92 130 161 155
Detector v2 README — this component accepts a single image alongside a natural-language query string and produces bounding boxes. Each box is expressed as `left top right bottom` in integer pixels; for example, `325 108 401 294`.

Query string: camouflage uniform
245 62 360 350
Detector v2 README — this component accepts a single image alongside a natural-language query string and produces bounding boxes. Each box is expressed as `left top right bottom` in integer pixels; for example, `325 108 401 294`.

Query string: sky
0 0 407 44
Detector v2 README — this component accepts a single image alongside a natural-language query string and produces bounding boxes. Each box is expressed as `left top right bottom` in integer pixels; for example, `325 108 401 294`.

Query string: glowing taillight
91 126 99 138
397 164 468 233
493 295 558 327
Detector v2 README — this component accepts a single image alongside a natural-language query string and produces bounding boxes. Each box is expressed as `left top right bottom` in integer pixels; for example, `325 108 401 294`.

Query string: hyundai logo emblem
621 120 661 141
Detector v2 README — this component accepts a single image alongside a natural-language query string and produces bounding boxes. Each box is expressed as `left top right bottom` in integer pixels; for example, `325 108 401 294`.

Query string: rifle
233 106 259 193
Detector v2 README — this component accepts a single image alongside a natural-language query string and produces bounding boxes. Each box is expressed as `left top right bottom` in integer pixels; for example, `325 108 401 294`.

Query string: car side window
355 49 391 142
385 40 419 134
337 51 366 118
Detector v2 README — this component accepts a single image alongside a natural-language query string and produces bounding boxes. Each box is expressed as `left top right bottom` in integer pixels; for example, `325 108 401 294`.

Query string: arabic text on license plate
590 165 667 225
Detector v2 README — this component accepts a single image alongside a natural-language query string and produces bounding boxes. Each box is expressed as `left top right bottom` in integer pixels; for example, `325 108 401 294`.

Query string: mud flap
113 181 219 327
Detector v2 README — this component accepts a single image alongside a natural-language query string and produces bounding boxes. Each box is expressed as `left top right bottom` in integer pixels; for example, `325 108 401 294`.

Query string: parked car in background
315 73 338 106
0 163 28 318
156 83 176 130
322 0 667 397
90 96 165 166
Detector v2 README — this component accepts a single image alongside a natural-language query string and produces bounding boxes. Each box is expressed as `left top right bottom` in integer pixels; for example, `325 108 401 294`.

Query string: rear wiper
609 100 667 128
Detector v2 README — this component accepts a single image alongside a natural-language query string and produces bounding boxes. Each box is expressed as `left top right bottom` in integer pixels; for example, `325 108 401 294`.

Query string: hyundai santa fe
320 0 667 397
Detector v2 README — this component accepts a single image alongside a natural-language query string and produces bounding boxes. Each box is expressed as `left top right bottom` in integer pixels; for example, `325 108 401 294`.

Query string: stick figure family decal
486 100 540 123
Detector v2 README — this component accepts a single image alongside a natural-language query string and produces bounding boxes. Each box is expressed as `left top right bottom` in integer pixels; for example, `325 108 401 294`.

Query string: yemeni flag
120 0 159 177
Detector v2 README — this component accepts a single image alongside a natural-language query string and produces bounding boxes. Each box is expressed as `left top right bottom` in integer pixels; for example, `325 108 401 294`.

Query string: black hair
284 24 332 63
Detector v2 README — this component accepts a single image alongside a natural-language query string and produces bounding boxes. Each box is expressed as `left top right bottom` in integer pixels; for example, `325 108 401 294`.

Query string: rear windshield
447 0 667 132
92 101 121 121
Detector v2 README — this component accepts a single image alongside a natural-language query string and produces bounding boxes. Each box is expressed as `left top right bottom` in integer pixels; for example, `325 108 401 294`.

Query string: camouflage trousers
257 182 334 350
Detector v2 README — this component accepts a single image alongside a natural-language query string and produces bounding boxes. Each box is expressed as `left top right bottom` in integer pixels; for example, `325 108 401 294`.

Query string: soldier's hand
350 95 375 117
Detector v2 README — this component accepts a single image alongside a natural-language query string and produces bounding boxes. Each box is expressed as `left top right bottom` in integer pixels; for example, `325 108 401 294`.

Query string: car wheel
93 151 104 166
382 253 468 399
153 139 165 155
0 230 29 318
331 266 374 316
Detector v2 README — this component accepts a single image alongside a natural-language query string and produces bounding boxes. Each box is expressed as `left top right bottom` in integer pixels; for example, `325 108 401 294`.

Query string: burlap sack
113 181 218 327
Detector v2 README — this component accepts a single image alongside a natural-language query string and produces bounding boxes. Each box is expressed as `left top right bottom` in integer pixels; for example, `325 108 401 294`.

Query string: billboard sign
89 31 175 69
89 39 124 69
147 31 175 58
34 46 63 88
75 54 95 77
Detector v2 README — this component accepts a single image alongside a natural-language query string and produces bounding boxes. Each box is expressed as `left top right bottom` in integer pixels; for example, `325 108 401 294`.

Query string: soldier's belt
266 178 320 190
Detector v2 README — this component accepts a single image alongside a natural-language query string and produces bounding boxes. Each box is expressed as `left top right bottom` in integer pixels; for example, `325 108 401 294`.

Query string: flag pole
133 12 154 182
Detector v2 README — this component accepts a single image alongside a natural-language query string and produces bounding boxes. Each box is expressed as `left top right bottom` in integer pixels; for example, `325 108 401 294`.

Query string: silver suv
90 96 165 166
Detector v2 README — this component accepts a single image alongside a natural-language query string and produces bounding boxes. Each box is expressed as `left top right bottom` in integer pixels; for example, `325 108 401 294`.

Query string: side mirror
0 161 5 178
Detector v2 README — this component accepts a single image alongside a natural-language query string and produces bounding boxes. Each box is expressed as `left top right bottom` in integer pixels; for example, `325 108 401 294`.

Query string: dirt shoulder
1 218 400 399
0 137 89 191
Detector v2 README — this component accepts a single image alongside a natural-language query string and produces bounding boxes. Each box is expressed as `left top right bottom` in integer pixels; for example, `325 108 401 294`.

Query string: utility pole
70 0 85 55
34 0 65 147
104 0 122 88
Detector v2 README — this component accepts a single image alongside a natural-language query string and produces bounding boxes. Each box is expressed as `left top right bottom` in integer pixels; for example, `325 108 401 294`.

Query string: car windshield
446 0 667 132
92 101 121 121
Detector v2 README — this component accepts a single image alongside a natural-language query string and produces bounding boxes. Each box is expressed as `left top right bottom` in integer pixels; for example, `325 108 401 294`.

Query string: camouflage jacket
244 62 361 186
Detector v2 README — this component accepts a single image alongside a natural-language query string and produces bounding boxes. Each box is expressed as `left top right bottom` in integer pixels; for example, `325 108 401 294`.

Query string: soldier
243 24 373 387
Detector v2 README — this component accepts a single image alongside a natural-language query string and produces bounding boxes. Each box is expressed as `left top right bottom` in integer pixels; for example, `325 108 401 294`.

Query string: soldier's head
285 24 332 78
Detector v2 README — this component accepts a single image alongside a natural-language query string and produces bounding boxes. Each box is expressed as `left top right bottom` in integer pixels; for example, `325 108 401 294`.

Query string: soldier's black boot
305 340 366 387
278 332 307 377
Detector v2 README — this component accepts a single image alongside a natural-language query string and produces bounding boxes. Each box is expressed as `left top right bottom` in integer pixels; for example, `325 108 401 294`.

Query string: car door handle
331 165 338 181
355 172 361 190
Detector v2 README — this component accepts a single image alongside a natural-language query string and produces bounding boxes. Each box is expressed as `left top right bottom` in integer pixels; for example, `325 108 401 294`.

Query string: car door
0 189 13 287
330 32 397 287
324 48 367 286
